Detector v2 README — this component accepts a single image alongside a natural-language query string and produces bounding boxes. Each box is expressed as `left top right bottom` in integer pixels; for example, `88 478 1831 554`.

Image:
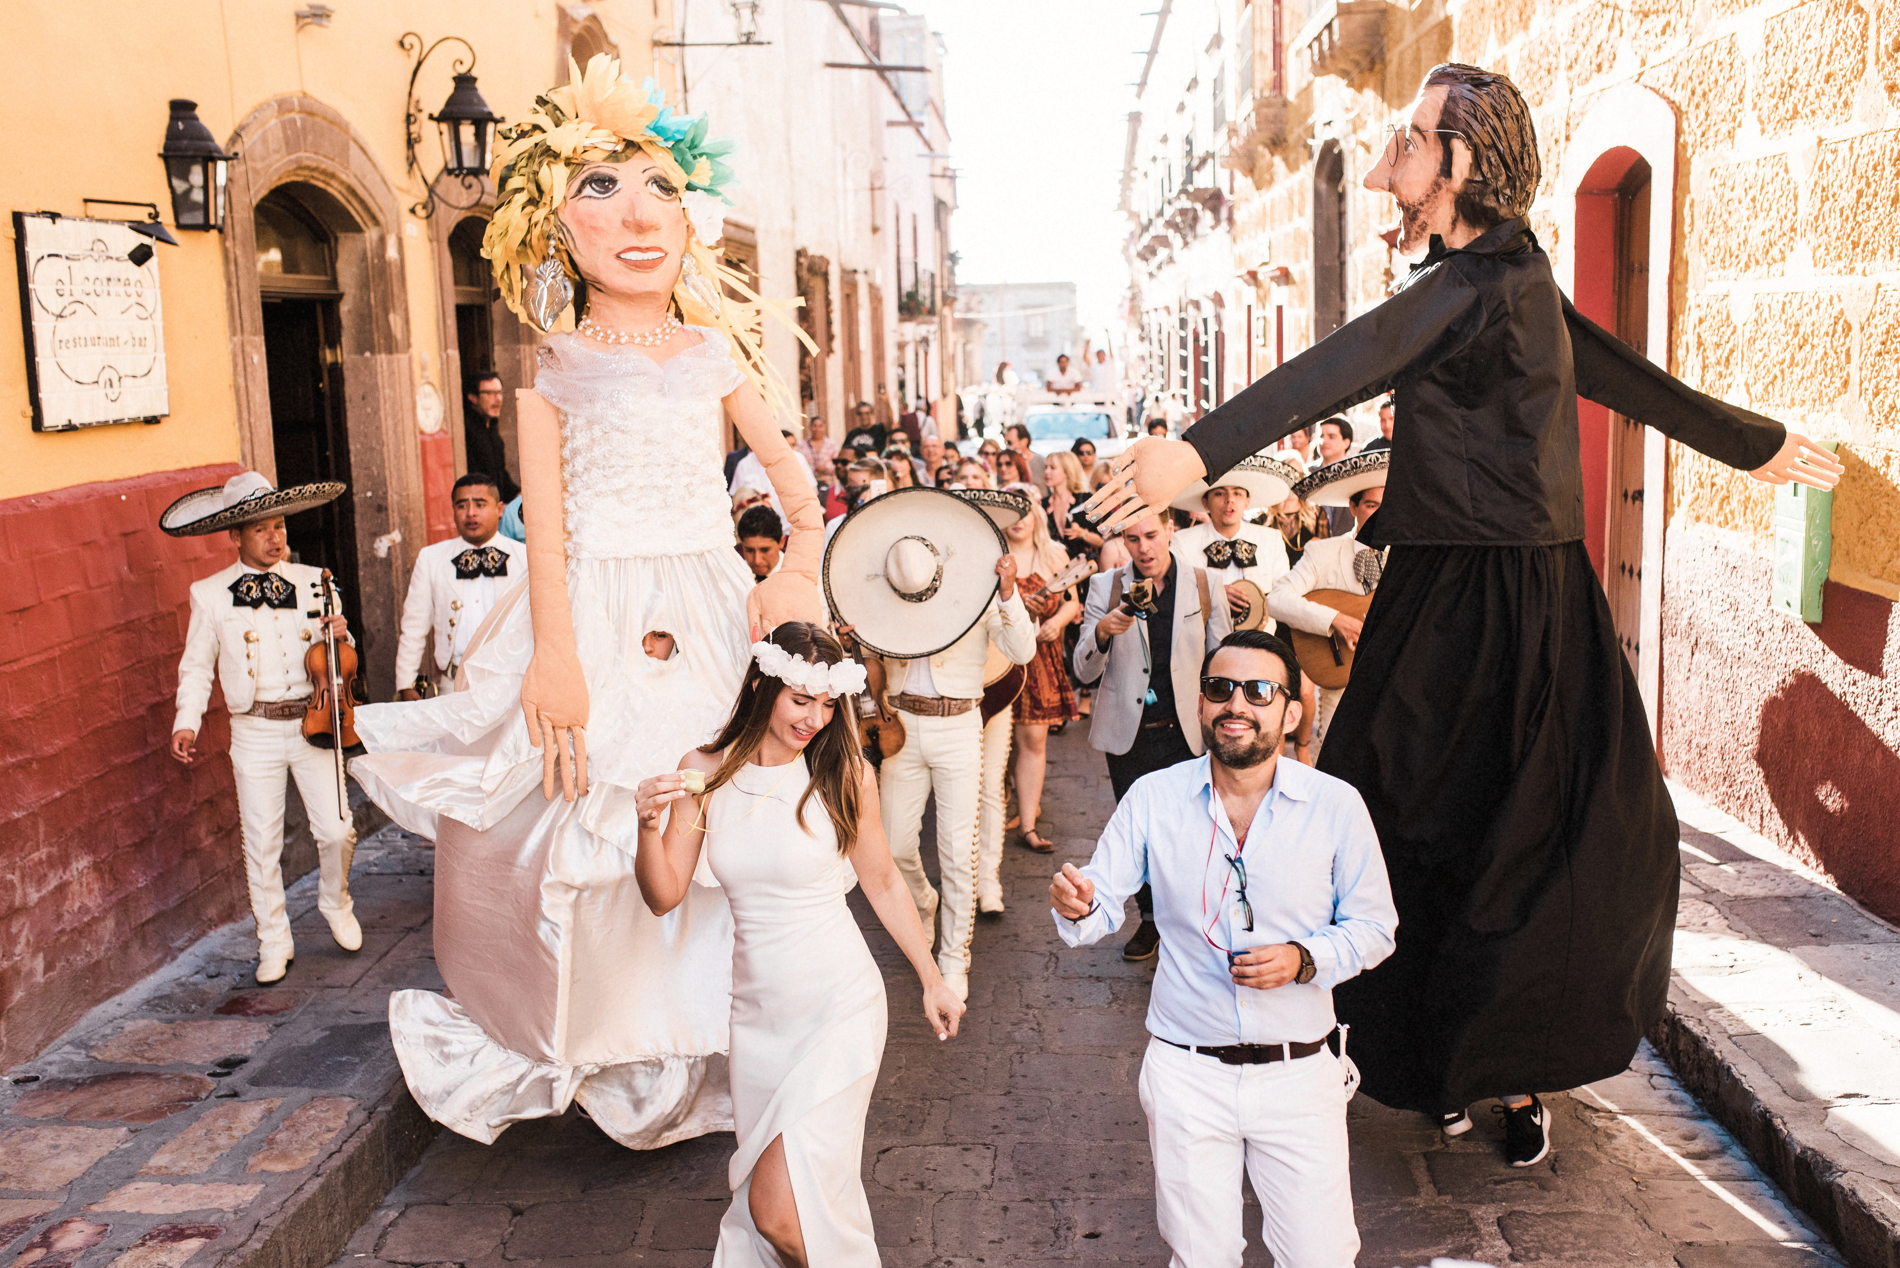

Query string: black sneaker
1122 919 1161 962
1495 1096 1550 1166
1436 1109 1472 1136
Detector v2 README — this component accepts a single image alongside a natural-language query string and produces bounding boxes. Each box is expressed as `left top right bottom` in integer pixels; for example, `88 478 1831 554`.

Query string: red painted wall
1662 530 1900 921
420 430 456 546
0 465 247 1068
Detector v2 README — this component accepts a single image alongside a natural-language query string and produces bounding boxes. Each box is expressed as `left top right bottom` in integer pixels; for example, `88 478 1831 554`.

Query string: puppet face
1364 86 1473 255
558 153 690 311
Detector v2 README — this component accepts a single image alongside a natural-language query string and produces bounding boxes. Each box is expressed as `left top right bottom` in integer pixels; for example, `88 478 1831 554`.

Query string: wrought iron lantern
401 34 501 218
159 100 236 231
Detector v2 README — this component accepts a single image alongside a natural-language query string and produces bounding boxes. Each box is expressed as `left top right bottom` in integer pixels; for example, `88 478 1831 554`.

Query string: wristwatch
1289 941 1316 985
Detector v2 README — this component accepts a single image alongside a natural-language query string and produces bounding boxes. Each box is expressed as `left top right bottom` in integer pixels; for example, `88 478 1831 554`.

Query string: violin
302 570 359 821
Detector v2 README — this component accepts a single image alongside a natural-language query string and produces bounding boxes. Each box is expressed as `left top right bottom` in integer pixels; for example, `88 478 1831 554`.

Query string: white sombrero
160 471 346 537
1170 451 1304 513
954 486 1034 530
1292 449 1389 507
823 486 1009 659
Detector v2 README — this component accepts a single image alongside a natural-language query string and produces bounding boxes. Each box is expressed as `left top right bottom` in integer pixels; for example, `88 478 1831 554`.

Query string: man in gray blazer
1074 512 1233 960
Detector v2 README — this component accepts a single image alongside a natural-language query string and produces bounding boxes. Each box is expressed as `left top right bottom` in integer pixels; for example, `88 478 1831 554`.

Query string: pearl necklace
577 313 684 347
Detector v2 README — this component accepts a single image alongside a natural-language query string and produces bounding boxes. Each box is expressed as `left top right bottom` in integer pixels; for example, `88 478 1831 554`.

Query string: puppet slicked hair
1424 63 1541 228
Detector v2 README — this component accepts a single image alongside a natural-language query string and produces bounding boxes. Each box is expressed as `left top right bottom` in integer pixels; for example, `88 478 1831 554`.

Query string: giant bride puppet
350 57 824 1147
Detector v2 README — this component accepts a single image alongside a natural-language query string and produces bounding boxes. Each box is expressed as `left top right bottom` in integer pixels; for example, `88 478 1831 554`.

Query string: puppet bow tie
1204 538 1258 569
453 546 510 580
1353 546 1386 593
230 572 298 610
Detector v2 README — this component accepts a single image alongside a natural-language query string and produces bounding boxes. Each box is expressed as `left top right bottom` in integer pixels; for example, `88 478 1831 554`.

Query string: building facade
0 0 959 1068
955 282 1083 397
678 0 961 438
1132 0 1900 917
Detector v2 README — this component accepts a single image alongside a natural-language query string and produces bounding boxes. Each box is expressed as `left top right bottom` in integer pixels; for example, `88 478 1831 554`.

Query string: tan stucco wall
1227 0 1899 593
0 0 670 503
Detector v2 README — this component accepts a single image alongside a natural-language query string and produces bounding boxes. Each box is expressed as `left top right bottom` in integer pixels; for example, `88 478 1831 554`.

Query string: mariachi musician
163 472 360 984
1267 450 1388 760
392 472 527 699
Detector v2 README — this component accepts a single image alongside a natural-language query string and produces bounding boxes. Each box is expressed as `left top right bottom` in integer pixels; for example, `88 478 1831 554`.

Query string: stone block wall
0 466 247 1068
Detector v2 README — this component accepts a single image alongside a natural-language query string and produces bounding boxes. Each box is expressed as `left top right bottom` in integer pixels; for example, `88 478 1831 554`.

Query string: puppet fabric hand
1749 430 1843 492
521 647 589 802
1082 438 1207 534
746 426 827 636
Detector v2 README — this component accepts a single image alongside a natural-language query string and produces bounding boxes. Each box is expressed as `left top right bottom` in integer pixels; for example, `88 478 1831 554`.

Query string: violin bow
320 571 348 822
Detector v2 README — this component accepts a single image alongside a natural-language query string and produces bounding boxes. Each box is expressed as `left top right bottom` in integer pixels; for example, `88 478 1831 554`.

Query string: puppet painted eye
647 174 681 200
575 170 620 199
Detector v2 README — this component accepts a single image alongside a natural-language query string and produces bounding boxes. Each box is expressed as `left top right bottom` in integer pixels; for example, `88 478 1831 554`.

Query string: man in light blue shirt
1050 629 1397 1268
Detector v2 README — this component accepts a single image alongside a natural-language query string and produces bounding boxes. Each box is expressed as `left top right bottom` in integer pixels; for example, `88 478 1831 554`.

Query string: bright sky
929 1 1157 345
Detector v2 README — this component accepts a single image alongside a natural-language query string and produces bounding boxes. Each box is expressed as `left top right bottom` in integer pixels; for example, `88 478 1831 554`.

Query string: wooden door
1606 164 1651 672
840 275 863 413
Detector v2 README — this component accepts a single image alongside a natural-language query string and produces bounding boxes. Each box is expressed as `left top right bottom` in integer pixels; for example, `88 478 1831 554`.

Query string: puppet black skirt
1322 540 1677 1114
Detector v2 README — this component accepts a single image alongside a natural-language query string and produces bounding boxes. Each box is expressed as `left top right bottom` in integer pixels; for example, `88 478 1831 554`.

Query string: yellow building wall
0 0 672 504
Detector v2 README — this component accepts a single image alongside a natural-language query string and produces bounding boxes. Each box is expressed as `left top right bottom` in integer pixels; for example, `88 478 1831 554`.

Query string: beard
1202 712 1278 770
1395 176 1450 255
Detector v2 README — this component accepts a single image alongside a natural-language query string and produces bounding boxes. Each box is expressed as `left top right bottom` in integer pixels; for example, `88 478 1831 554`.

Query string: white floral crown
751 640 868 697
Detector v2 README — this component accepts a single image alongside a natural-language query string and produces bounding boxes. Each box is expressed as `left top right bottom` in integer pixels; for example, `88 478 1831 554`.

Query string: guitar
980 641 1027 725
1286 588 1375 691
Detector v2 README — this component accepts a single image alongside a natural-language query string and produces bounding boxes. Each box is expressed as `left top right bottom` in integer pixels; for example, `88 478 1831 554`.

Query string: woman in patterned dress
1002 499 1080 853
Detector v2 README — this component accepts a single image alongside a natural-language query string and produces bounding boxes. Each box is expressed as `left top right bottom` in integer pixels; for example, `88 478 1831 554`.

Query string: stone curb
1653 990 1899 1268
220 1081 437 1268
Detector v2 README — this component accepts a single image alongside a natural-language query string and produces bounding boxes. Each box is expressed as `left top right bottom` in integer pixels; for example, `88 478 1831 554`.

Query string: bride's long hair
699 622 864 854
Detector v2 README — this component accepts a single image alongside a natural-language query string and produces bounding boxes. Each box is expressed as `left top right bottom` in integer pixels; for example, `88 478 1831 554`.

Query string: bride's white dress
705 757 887 1266
349 329 754 1148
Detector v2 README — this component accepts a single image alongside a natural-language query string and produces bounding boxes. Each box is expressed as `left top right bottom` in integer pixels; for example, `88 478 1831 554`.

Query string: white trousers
1310 686 1344 763
879 708 981 976
1137 1036 1358 1268
229 714 357 960
976 707 1013 906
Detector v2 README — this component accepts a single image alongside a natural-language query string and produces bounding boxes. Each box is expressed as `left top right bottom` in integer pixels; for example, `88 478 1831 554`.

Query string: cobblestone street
325 726 1846 1268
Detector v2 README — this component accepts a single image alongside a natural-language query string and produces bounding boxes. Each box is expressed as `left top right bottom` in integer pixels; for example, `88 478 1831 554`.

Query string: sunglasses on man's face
1201 676 1287 707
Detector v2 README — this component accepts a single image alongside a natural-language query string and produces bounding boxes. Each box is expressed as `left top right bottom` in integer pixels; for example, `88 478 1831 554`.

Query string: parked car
1019 396 1132 460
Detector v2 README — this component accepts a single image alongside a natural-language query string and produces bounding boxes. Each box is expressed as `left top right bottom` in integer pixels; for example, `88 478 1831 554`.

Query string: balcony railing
1297 0 1385 80
1222 93 1290 176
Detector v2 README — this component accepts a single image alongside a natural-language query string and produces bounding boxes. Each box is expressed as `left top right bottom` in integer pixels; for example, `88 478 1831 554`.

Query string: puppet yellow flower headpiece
484 54 809 415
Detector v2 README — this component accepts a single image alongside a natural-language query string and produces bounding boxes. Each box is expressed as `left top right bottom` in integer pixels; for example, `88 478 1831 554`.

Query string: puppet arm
725 380 826 635
515 389 590 802
1087 263 1484 532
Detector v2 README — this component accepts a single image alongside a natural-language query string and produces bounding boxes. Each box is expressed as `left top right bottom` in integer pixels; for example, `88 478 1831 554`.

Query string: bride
349 56 825 1147
634 622 963 1267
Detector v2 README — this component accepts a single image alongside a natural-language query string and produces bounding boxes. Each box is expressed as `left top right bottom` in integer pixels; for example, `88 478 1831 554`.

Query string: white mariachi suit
173 560 357 964
1266 529 1384 759
1170 521 1291 612
876 592 1036 980
391 534 528 693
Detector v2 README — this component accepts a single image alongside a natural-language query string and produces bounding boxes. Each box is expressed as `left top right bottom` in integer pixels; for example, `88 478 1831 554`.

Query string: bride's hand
635 772 690 829
521 648 590 802
922 979 966 1041
747 572 826 640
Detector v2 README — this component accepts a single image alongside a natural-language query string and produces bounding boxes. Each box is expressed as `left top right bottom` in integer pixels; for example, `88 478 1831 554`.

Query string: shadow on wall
1754 668 1900 924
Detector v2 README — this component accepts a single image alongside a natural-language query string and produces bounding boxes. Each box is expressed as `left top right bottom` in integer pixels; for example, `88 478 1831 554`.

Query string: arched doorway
255 185 359 621
222 97 422 703
1313 141 1348 341
1573 147 1652 671
1555 83 1679 743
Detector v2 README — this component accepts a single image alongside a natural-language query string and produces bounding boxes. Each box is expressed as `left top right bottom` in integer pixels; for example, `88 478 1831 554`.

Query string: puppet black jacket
1183 218 1787 547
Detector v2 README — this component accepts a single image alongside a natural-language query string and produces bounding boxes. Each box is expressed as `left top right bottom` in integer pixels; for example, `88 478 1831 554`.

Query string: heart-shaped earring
681 250 723 316
525 235 574 332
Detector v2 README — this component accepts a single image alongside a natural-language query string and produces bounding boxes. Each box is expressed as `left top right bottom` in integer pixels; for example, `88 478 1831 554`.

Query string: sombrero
823 486 1009 659
1170 451 1304 513
161 471 345 537
1292 449 1388 507
954 486 1034 530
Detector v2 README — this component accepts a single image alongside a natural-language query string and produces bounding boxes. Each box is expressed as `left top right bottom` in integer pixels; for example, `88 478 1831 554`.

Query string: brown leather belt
1163 1031 1334 1066
893 693 976 717
245 698 310 721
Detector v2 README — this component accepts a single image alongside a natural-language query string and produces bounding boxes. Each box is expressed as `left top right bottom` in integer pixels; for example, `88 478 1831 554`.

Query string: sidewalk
1657 780 1900 1268
0 815 438 1268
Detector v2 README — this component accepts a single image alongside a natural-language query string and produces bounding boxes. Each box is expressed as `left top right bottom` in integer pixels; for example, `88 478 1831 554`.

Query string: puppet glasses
1378 124 1470 169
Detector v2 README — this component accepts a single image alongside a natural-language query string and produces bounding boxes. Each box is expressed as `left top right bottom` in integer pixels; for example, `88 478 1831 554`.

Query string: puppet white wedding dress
350 329 754 1147
704 754 887 1266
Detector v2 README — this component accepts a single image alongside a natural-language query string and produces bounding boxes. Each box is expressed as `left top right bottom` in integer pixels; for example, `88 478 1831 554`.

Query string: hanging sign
13 212 169 431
